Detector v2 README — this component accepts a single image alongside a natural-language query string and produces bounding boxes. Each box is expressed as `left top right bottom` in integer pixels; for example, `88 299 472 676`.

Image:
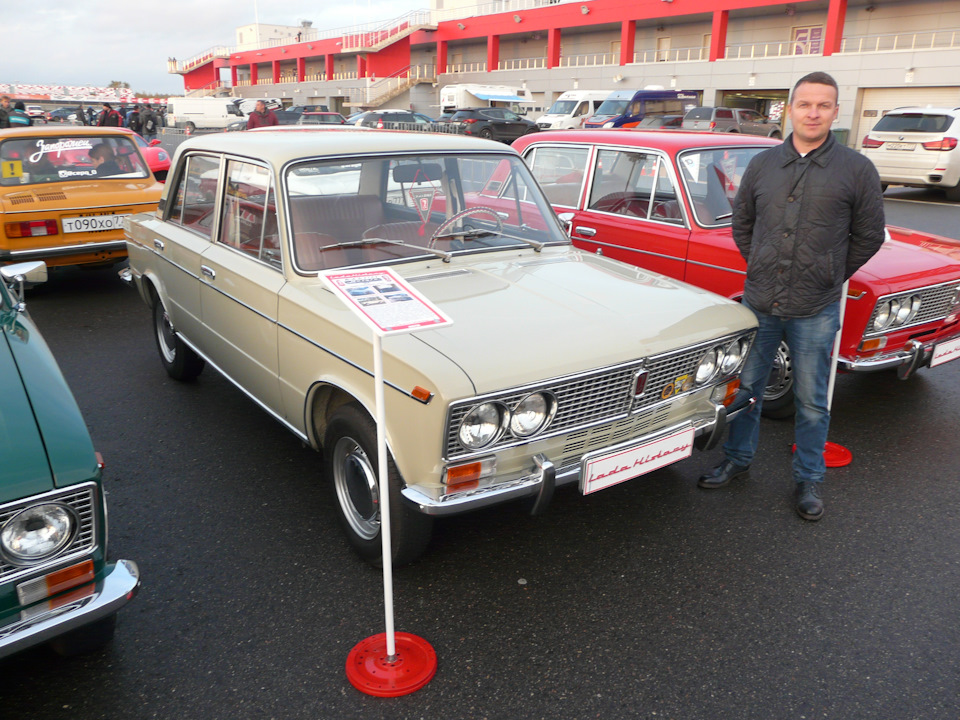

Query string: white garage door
854 87 960 143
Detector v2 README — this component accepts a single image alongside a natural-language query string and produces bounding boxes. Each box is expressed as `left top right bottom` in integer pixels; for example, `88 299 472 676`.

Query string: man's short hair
103 103 112 109
0 95 9 102
90 144 116 162
790 72 838 103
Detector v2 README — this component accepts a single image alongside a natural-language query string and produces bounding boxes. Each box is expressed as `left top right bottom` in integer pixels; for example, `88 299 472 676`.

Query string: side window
503 110 520 121
167 154 220 238
589 150 681 222
481 109 502 120
527 145 590 207
218 160 281 269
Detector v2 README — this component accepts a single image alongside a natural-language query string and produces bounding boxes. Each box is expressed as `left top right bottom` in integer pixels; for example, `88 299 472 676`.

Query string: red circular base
791 441 853 468
346 632 437 697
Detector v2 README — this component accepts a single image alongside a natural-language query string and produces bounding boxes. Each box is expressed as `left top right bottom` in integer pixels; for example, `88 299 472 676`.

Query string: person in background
98 103 122 127
89 143 122 176
76 102 89 125
0 96 12 128
697 71 886 521
126 105 142 134
9 101 32 127
246 100 278 130
140 104 160 141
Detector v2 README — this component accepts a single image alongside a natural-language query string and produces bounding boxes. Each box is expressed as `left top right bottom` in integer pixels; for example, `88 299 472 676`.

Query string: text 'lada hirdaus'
123 129 757 565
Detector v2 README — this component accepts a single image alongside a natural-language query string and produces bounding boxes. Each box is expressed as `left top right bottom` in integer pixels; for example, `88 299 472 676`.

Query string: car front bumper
402 399 751 517
0 559 140 659
839 331 960 379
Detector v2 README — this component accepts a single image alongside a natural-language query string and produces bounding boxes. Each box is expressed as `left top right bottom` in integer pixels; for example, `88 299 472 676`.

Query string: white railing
497 57 548 71
560 52 617 68
723 41 815 59
352 64 437 106
446 62 488 74
840 29 960 53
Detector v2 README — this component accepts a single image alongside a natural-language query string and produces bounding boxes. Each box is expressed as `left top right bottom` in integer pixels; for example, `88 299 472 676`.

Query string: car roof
0 126 141 139
513 128 782 152
177 127 511 168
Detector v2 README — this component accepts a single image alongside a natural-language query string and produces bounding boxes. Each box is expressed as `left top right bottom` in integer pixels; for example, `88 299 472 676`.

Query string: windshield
676 146 767 226
285 153 568 271
546 100 578 115
0 135 150 186
594 100 628 116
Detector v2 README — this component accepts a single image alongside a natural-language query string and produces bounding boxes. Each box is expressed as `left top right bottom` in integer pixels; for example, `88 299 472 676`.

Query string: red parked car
513 129 960 416
119 128 171 182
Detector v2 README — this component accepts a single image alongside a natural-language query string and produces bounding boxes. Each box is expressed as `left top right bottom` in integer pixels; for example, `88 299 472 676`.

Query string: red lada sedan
514 130 960 417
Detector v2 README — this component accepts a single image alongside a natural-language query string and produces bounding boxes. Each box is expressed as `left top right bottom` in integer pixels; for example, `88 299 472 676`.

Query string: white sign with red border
580 425 695 495
320 267 452 337
930 336 960 368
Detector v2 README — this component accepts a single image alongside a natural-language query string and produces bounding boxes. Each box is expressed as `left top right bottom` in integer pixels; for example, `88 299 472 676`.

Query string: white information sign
321 267 452 336
930 336 960 368
581 426 695 495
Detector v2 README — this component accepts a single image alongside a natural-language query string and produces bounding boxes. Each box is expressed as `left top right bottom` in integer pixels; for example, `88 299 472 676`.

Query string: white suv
861 106 960 200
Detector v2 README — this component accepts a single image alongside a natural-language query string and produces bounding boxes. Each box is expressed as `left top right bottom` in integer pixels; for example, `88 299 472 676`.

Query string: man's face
255 101 266 113
0 98 9 110
788 82 839 148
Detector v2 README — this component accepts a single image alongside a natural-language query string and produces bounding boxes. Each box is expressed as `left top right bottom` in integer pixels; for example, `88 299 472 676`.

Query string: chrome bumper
0 240 127 262
0 559 140 659
838 336 955 380
402 400 750 518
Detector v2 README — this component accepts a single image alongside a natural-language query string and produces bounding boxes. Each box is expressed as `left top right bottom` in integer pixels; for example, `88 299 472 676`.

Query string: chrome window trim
4 200 160 215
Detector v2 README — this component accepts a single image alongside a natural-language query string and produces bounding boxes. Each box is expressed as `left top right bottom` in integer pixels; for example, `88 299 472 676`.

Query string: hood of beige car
405 246 757 395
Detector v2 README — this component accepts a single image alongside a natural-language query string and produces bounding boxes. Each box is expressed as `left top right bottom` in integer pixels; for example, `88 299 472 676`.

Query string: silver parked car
860 106 960 200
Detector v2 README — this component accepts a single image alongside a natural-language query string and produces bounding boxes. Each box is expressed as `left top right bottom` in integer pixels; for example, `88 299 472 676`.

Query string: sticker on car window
2 160 23 179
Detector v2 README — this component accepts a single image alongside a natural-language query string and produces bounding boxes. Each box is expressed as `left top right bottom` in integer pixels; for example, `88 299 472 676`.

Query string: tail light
5 220 59 238
709 121 717 130
861 136 884 149
463 118 478 124
922 137 958 151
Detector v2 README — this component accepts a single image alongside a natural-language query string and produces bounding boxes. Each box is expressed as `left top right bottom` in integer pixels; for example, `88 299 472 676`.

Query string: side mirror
1 261 48 310
149 139 162 146
556 211 575 236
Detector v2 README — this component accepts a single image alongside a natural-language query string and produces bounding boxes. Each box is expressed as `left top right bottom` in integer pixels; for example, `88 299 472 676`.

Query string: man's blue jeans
724 299 841 485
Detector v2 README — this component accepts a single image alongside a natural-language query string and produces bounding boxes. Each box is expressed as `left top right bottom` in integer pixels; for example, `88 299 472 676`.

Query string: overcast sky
3 0 426 95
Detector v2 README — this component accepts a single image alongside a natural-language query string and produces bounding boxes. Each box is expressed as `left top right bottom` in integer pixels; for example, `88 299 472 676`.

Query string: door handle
201 265 216 279
574 226 597 237
153 238 165 251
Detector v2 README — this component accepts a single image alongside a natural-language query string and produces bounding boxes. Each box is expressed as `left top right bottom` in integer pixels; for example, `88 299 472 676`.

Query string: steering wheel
429 206 504 249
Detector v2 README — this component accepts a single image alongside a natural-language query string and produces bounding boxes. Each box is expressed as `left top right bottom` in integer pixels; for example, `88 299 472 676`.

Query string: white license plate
580 426 695 495
930 336 960 367
62 214 129 233
886 142 916 151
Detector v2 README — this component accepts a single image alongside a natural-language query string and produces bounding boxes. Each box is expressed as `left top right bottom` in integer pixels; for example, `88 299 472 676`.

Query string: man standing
698 72 885 521
98 103 122 127
140 104 159 141
0 96 11 128
246 100 278 130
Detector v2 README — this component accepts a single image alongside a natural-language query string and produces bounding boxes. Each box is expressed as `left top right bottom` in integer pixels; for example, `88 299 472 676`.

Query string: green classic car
0 261 139 658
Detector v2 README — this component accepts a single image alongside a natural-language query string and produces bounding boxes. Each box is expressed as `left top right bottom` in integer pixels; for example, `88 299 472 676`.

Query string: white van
164 98 245 132
535 91 610 130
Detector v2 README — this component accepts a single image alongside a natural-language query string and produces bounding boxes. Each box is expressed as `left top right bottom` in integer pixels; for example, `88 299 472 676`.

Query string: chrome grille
443 332 749 460
0 484 99 584
863 281 960 338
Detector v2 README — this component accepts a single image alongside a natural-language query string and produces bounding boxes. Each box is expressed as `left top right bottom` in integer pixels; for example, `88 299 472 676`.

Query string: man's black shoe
795 481 824 521
698 460 750 489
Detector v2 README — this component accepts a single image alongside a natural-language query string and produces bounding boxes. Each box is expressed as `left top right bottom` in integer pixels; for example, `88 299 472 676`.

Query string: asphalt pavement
1 200 959 719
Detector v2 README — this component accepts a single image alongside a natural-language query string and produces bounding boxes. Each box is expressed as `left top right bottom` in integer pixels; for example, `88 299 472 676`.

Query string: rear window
872 112 954 133
685 107 713 120
450 111 477 121
0 135 150 187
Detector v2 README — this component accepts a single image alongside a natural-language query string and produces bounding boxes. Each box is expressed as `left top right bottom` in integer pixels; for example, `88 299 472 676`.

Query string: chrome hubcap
332 437 380 540
764 341 793 401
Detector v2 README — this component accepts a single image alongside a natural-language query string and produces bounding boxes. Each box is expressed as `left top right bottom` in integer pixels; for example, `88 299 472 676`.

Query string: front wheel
324 403 433 566
153 297 205 381
761 341 795 419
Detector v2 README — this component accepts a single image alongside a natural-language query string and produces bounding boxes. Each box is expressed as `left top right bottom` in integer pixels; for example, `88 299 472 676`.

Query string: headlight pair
695 337 751 386
1 503 77 565
873 295 921 332
458 391 557 450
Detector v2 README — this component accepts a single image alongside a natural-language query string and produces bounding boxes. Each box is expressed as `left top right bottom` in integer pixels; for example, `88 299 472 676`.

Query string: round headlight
1 504 76 564
720 339 745 376
509 392 556 438
695 348 720 385
873 300 892 331
458 402 506 450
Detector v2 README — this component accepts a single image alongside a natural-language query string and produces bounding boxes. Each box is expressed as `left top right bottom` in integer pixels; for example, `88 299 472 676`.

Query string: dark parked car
353 110 434 129
449 107 539 142
297 112 347 125
0 261 140 658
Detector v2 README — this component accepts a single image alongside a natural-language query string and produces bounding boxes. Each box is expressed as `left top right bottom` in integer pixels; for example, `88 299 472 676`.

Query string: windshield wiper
342 236 453 263
430 227 496 241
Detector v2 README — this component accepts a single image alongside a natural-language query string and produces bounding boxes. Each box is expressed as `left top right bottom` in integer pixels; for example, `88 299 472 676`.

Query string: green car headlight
1 504 76 564
458 402 507 450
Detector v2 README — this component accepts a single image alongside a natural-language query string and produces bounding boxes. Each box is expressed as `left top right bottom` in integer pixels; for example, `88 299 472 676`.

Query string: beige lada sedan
122 129 757 565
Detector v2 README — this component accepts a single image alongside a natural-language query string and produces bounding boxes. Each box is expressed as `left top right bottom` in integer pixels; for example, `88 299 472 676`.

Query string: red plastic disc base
791 441 853 468
346 632 437 697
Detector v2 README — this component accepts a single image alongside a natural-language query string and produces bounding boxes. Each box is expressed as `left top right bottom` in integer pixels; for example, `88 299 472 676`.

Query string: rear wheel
945 182 960 202
478 127 493 140
184 121 196 134
153 297 205 381
324 403 433 566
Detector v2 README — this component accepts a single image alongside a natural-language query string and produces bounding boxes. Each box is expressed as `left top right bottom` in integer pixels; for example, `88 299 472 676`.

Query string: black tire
153 297 205 381
880 183 889 193
324 403 433 567
761 341 796 419
769 130 782 139
184 121 196 134
478 127 493 140
49 614 117 657
945 182 960 202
